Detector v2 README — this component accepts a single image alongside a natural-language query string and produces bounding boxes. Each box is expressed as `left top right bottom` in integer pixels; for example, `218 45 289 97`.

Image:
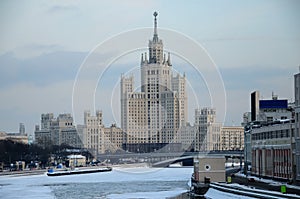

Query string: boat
47 167 112 176
191 173 210 196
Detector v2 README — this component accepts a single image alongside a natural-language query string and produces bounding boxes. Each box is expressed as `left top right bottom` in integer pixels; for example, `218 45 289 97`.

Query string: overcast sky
1 0 300 134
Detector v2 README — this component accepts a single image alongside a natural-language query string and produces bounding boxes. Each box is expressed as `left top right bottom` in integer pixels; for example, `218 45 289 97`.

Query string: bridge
97 151 244 167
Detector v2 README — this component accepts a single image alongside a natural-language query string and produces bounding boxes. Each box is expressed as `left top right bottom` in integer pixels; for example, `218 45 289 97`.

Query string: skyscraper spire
153 11 158 42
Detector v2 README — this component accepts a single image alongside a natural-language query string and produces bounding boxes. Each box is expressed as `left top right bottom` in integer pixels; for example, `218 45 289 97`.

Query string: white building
194 108 222 151
120 12 187 152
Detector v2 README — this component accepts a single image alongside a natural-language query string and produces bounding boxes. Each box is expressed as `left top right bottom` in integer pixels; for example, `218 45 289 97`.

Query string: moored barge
47 167 112 176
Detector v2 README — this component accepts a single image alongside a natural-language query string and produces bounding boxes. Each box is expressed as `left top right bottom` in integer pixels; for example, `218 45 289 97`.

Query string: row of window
147 69 170 75
252 129 294 141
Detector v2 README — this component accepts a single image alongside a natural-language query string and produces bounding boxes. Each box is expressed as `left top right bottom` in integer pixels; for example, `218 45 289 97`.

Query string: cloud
0 80 74 133
0 51 87 88
48 4 79 14
12 43 64 58
220 66 296 125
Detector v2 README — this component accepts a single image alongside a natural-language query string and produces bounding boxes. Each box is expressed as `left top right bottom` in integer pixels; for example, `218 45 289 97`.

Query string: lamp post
244 123 252 176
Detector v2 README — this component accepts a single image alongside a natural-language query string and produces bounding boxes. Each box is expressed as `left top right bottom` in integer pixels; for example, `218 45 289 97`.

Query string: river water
0 166 253 199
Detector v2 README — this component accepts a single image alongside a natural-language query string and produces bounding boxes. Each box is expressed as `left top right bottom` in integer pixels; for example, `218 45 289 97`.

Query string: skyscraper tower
121 12 187 152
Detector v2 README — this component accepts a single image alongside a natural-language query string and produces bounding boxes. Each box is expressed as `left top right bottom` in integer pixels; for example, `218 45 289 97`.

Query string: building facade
246 92 296 180
251 122 295 180
0 131 28 144
295 71 300 181
103 124 125 153
120 12 187 152
81 111 125 156
220 126 244 151
82 110 105 156
194 108 221 151
35 113 82 148
175 123 196 151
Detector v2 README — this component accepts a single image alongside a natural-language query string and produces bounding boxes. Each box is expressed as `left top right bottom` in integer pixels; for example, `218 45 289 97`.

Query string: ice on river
0 167 254 199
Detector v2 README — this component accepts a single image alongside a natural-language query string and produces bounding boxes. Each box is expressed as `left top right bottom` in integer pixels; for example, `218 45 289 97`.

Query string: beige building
194 108 222 151
175 123 196 151
82 110 105 156
0 131 28 144
104 124 124 153
82 111 125 155
220 126 244 151
67 154 86 167
120 12 187 152
194 156 226 183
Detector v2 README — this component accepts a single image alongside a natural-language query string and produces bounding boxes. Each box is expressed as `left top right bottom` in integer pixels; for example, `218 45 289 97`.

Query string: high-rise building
194 108 221 151
120 12 187 152
251 91 260 122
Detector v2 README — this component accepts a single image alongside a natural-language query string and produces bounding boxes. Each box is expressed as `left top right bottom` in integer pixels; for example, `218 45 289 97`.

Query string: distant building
175 123 196 151
81 111 125 155
251 91 260 122
103 124 125 153
120 12 187 152
220 126 244 151
251 121 295 180
251 91 292 123
194 108 222 151
241 112 251 127
294 71 300 181
245 91 296 180
67 154 86 167
34 113 82 148
82 110 105 156
34 129 51 147
244 91 295 174
19 123 25 135
0 131 28 144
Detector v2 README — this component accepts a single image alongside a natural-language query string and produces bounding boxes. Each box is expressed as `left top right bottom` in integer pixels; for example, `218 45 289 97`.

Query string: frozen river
0 166 253 199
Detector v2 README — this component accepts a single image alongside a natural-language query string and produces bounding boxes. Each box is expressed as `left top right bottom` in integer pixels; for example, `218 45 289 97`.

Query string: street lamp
244 123 252 176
